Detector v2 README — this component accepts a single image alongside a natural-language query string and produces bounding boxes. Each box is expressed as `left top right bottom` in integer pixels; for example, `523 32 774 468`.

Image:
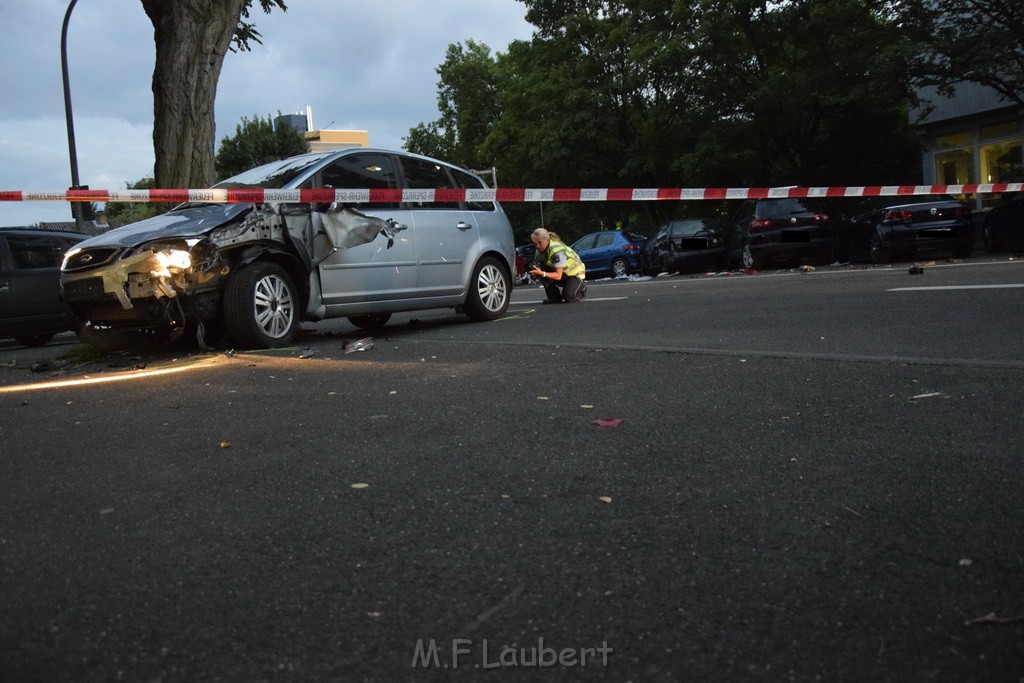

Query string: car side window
399 156 460 210
573 235 597 251
450 167 494 212
318 153 400 210
6 235 66 269
594 233 615 248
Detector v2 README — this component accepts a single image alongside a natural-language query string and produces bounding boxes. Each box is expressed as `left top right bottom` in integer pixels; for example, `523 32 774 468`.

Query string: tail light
814 213 828 223
883 209 913 223
623 243 638 251
750 218 773 230
953 205 971 217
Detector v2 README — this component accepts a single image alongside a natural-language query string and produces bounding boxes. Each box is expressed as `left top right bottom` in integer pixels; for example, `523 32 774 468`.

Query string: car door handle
456 222 473 231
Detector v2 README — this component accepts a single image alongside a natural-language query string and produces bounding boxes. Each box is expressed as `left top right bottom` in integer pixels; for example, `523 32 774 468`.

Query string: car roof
0 227 91 238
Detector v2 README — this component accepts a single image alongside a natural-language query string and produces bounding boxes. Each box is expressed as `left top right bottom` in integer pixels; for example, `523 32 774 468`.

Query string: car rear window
758 199 821 219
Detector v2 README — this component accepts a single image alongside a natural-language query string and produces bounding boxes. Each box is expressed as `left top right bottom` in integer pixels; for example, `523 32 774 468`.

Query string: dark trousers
543 274 585 303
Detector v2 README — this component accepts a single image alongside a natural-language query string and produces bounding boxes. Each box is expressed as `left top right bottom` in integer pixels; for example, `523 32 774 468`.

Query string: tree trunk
142 0 248 189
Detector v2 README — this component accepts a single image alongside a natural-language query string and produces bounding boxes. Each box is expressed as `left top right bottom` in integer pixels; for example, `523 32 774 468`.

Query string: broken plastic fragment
220 441 232 449
599 496 613 504
299 346 318 359
592 418 624 428
351 483 369 489
345 337 374 354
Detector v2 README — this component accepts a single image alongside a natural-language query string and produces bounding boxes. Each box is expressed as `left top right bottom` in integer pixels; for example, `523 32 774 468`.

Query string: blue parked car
571 230 647 277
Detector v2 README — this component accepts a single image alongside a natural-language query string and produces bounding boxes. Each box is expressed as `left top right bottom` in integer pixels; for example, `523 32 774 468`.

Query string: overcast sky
0 0 534 227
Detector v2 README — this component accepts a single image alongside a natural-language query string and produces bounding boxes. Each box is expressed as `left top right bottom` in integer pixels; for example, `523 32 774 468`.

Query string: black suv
1 228 88 347
727 198 833 270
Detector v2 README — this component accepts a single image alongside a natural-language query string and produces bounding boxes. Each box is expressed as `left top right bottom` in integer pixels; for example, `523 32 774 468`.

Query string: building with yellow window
913 82 1023 209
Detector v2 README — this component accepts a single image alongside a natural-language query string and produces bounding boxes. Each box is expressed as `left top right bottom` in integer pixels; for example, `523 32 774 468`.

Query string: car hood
78 204 252 248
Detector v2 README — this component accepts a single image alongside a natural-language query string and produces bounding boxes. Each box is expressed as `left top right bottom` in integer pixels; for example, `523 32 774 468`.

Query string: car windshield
213 153 333 190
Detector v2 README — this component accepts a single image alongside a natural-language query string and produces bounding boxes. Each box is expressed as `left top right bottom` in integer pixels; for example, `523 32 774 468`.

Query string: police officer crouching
528 228 587 304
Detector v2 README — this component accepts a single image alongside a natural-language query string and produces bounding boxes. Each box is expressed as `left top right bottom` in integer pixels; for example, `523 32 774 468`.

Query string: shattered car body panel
60 149 516 348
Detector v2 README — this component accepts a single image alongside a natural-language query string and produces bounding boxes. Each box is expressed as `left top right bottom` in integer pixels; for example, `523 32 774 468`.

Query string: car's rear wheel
869 233 888 264
348 313 392 330
463 256 510 321
983 224 1001 253
224 262 299 348
610 257 629 277
741 242 757 269
14 334 53 348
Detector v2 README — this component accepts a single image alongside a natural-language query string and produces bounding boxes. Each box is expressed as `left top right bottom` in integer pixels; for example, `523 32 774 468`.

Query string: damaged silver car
60 150 516 348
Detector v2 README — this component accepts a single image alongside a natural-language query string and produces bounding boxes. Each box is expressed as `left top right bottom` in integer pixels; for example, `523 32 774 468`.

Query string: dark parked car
0 228 88 347
727 198 833 270
836 194 973 264
571 230 647 277
514 243 537 284
982 192 1024 253
641 218 729 274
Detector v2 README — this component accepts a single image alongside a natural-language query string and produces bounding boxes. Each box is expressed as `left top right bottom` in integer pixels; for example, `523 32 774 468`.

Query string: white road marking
889 284 1024 292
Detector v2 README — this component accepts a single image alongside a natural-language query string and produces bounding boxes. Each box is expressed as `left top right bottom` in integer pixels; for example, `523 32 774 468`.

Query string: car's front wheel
224 262 299 348
463 256 510 321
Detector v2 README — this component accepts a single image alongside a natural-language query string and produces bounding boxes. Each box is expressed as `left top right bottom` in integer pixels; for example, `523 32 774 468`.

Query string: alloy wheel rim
477 264 507 312
253 274 294 338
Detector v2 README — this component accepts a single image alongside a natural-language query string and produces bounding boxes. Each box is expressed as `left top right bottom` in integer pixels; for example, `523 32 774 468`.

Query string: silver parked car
60 149 516 348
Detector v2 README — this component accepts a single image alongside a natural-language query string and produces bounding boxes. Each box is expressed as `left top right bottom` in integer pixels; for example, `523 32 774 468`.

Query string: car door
398 155 480 298
313 152 419 310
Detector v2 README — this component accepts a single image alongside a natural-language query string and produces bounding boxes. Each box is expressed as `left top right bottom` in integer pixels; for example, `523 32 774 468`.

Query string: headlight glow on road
0 356 220 394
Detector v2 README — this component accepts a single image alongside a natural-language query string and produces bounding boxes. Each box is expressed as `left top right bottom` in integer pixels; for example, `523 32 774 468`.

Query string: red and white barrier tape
1 183 1021 204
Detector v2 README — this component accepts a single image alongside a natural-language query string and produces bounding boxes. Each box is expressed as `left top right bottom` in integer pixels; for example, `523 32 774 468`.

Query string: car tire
463 256 510 322
14 333 54 348
741 242 757 270
983 224 1001 253
223 261 299 349
869 232 888 264
348 313 392 330
610 257 629 277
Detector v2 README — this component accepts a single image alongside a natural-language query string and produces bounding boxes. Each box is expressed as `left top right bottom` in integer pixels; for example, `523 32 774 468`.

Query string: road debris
964 612 1024 626
592 418 624 428
344 337 374 354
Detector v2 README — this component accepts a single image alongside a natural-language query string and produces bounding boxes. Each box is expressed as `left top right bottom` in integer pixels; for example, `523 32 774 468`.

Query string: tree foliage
911 0 1024 106
102 177 161 225
414 0 923 239
140 0 286 190
215 114 309 181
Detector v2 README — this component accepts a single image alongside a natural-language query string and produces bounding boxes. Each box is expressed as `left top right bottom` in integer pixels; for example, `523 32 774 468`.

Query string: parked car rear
571 230 647 277
836 194 974 264
727 198 833 270
982 192 1024 253
1 228 88 347
641 218 729 274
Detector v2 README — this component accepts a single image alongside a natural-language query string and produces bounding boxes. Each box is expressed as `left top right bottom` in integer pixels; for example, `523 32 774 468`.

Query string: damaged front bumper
61 239 229 327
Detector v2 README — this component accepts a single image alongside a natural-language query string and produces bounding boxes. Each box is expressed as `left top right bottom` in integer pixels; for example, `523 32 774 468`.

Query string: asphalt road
2 257 1023 681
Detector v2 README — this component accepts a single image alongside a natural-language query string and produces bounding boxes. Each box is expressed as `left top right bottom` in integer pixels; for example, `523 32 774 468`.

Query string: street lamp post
61 0 85 231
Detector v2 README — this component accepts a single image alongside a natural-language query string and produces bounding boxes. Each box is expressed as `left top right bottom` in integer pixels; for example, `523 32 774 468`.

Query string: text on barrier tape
1 183 1021 204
